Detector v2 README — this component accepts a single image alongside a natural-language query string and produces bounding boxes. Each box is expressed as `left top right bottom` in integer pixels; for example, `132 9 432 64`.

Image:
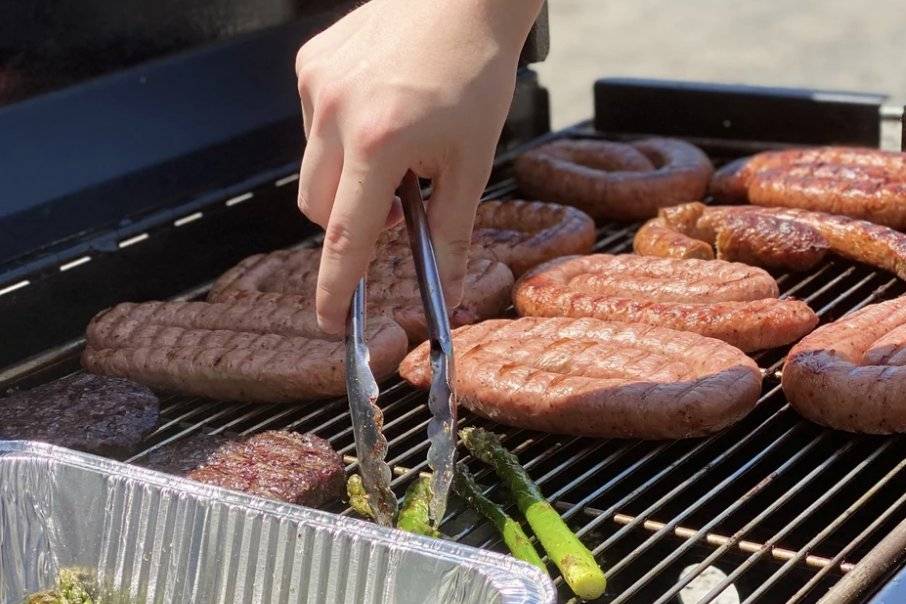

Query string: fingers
297 128 343 228
425 163 489 308
316 155 403 333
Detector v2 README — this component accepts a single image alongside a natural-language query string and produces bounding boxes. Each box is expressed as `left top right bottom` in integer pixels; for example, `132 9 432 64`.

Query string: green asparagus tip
346 474 375 520
397 476 441 538
458 427 500 464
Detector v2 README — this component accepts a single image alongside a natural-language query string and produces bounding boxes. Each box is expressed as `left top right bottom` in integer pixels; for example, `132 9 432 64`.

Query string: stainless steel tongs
345 170 457 527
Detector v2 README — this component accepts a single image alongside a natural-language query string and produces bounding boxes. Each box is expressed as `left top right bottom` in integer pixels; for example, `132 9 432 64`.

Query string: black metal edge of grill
2 77 906 604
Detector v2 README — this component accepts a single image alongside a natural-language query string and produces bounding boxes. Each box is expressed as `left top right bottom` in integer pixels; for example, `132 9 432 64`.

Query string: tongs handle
398 172 453 347
399 171 457 524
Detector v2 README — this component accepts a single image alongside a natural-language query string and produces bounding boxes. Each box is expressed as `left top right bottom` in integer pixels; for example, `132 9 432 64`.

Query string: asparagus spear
460 427 606 600
454 463 547 573
346 474 375 520
396 475 441 538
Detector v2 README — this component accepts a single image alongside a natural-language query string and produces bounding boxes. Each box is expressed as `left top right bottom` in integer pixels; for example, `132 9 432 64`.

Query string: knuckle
322 221 361 259
354 120 402 160
315 82 343 118
441 238 472 264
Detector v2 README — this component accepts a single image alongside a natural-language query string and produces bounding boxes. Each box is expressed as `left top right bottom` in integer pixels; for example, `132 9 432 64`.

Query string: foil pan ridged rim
0 441 556 604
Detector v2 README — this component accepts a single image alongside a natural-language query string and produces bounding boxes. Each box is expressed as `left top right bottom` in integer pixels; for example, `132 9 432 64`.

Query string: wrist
459 0 546 55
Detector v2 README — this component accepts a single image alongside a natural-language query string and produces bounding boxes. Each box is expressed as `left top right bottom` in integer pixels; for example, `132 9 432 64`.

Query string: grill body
2 47 906 604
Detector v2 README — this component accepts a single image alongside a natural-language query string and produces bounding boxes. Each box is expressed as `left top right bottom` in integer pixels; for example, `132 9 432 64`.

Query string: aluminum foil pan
0 441 555 604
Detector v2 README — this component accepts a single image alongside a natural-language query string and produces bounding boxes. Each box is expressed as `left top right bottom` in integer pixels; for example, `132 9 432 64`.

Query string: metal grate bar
650 432 842 604
739 442 903 604
701 439 896 604
604 424 804 583
561 511 854 571
476 441 640 550
787 487 906 603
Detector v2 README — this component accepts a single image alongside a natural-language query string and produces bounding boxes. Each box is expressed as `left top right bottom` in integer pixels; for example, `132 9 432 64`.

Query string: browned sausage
514 138 714 222
209 226 514 344
83 299 409 402
783 297 906 433
399 316 762 439
513 254 817 352
710 147 906 228
635 202 906 278
469 200 596 275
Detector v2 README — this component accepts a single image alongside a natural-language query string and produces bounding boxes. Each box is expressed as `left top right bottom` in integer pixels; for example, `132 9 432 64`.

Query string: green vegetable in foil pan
23 568 96 604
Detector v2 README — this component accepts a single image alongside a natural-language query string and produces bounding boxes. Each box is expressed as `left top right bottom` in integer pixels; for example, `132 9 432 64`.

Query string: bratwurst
783 297 906 433
513 254 817 352
634 202 906 279
470 200 596 276
710 147 906 228
83 298 408 402
514 138 713 222
400 317 762 439
209 226 514 344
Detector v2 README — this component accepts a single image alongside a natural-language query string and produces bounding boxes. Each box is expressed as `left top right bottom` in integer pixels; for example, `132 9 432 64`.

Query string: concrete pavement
535 1 906 128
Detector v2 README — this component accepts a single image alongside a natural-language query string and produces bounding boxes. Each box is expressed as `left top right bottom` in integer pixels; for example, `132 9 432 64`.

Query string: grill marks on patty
0 373 159 457
142 430 345 507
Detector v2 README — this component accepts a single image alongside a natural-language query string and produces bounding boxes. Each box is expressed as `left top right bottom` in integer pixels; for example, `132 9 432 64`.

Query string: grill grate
3 131 906 603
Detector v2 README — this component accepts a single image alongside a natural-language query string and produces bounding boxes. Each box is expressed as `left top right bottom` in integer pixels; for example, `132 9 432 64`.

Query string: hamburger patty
400 317 762 440
144 430 345 507
0 373 159 456
82 299 408 402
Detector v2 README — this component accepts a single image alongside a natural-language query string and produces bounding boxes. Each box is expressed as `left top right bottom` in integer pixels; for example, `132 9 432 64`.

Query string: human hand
295 0 544 334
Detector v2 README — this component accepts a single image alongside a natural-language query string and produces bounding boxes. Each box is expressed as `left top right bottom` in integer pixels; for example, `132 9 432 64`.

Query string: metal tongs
345 170 457 527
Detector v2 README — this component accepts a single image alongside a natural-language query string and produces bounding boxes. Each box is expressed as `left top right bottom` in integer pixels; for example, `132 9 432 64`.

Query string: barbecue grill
3 7 906 603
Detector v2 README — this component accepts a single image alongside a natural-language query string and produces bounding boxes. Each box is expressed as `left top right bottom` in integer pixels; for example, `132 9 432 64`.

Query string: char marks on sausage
513 138 713 222
783 297 906 433
710 146 906 228
634 202 906 279
400 317 762 439
82 299 408 402
209 225 514 344
513 254 816 352
470 200 595 276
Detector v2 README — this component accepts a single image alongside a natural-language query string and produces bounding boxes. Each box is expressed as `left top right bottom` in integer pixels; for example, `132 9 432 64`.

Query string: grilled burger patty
209 225 514 344
82 299 408 402
145 430 344 507
710 147 906 228
401 317 762 439
0 373 159 456
634 202 906 280
469 200 595 276
783 297 906 434
513 254 817 352
513 138 713 222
